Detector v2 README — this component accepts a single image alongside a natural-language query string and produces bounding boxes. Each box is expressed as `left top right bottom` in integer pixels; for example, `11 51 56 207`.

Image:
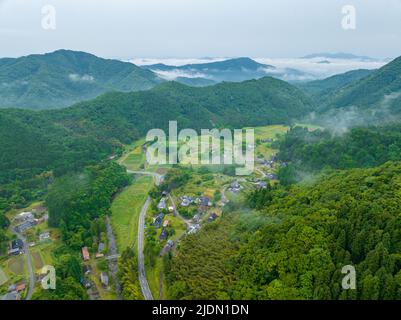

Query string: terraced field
111 175 154 253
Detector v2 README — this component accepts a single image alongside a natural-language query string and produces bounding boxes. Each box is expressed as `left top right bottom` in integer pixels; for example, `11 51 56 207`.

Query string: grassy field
122 147 146 171
165 216 187 243
250 125 289 159
0 255 26 291
111 175 154 253
146 256 166 300
0 267 7 286
118 139 146 169
252 124 289 139
30 241 58 272
7 255 26 275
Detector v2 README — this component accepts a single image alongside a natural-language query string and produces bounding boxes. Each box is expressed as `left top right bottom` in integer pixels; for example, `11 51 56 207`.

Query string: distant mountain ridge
0 50 163 110
301 52 378 61
143 57 314 84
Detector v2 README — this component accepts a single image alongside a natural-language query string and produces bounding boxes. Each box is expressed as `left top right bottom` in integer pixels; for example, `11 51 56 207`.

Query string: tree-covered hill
0 50 163 110
168 161 401 300
297 69 374 103
276 125 401 185
62 76 312 134
0 76 314 210
318 56 401 117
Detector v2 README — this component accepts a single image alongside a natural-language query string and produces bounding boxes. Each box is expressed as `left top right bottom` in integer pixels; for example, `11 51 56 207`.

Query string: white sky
0 0 401 59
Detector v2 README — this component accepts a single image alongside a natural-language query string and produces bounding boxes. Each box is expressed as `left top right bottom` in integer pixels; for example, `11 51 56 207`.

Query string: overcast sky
1 0 401 59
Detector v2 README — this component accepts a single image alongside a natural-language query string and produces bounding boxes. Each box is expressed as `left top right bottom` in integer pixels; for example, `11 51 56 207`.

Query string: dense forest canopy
168 162 401 300
46 162 130 250
277 125 401 185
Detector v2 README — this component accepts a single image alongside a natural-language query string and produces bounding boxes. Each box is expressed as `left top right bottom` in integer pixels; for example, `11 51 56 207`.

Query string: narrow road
255 168 267 178
221 185 228 204
126 170 163 186
126 164 163 300
168 194 191 228
105 216 122 299
13 232 35 300
137 196 153 300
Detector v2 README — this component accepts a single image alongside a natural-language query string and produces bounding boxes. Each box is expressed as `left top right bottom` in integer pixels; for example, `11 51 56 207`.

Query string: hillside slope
321 56 401 117
298 69 374 102
0 50 162 109
0 77 314 209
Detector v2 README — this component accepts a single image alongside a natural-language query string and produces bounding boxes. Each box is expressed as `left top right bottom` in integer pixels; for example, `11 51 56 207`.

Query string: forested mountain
298 69 374 102
0 77 314 210
276 125 401 185
33 162 129 300
0 50 162 110
143 57 313 83
319 56 401 117
167 161 401 300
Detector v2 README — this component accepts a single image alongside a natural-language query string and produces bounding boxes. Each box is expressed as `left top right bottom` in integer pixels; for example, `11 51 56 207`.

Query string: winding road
127 170 163 185
127 169 163 300
168 194 191 228
137 196 153 300
13 231 35 300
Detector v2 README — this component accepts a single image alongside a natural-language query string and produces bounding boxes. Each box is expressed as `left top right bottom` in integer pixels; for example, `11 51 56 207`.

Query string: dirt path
105 216 122 299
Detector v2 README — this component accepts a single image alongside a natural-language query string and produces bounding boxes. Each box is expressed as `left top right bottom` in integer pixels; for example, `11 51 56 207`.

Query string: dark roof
153 213 165 227
159 228 169 240
199 197 210 206
12 239 24 250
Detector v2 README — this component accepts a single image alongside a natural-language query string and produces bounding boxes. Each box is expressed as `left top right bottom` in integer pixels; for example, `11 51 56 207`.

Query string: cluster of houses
153 213 171 241
158 193 175 214
160 240 174 257
39 231 51 242
254 153 282 182
8 239 24 256
80 243 109 294
255 180 268 189
13 211 48 234
266 173 278 180
256 153 281 169
187 224 201 235
81 242 106 262
180 195 212 209
7 232 51 257
81 265 108 293
188 211 219 235
157 197 167 210
260 138 274 143
1 282 26 300
228 180 242 194
100 272 109 288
